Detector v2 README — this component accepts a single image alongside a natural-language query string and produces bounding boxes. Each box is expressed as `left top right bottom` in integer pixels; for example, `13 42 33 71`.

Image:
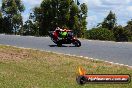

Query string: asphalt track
0 34 132 66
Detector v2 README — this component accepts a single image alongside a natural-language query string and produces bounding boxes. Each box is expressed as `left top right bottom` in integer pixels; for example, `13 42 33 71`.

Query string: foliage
128 35 132 41
0 12 12 33
0 12 3 33
85 27 115 41
31 0 88 37
0 12 2 17
126 22 132 41
98 11 117 30
113 26 132 42
22 20 39 36
1 0 25 34
78 3 88 37
125 19 132 32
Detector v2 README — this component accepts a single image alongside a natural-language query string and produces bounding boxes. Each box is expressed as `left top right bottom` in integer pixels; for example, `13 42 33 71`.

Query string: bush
128 35 132 42
85 28 115 41
113 26 131 42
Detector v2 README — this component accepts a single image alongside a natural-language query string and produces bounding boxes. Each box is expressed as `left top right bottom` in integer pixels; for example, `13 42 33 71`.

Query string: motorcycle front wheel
73 40 81 47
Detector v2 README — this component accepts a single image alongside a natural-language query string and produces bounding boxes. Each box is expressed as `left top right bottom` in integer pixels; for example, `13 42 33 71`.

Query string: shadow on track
49 45 76 47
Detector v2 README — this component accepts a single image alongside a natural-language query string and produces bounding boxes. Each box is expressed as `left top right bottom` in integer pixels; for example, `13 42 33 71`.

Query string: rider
53 26 70 41
59 28 68 39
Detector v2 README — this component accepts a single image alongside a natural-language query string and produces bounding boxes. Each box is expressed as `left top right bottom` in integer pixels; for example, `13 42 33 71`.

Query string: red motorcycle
48 30 81 47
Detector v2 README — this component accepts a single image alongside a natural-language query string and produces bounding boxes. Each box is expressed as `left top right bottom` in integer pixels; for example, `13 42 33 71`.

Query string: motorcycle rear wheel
57 41 62 47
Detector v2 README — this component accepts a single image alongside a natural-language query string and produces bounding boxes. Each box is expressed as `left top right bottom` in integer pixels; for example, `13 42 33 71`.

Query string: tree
79 3 88 37
69 2 80 36
113 25 131 41
1 0 25 34
22 19 39 36
125 19 132 32
0 12 3 33
0 12 2 17
32 0 88 37
124 19 132 41
98 11 117 30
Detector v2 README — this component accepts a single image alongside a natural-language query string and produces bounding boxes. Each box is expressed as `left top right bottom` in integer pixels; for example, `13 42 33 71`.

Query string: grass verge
0 45 131 88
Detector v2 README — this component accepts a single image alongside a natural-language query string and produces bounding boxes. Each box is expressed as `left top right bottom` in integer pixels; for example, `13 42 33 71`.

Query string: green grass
0 45 131 88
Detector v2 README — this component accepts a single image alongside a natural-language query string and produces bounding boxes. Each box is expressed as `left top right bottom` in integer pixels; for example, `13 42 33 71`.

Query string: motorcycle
48 30 81 47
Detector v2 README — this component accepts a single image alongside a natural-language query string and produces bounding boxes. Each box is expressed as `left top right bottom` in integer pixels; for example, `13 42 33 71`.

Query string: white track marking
0 44 132 69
